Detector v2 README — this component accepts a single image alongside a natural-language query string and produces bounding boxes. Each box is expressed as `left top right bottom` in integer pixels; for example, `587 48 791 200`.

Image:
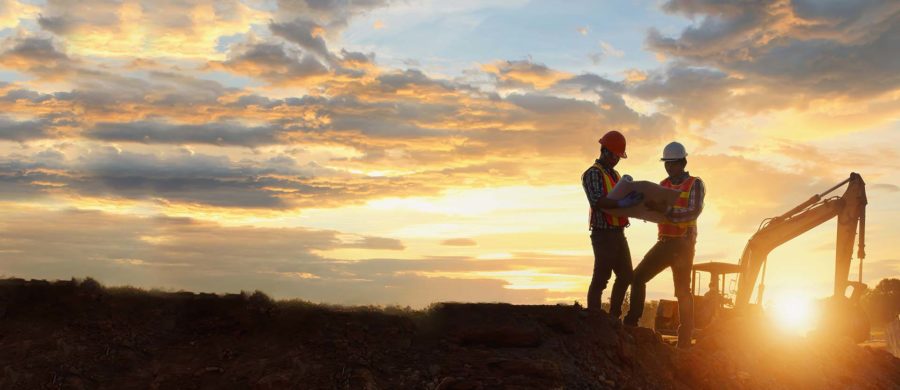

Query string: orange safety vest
658 176 698 238
589 163 629 229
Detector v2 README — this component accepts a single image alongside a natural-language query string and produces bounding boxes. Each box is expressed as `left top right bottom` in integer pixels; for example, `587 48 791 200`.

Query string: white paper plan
601 176 681 223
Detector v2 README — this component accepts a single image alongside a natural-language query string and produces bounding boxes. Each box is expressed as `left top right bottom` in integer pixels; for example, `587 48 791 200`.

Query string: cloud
589 40 624 65
36 0 269 58
0 158 69 200
211 41 330 84
482 59 571 90
86 120 282 147
339 49 375 67
599 41 624 57
441 238 477 247
0 147 288 208
212 0 392 82
28 0 381 69
343 236 406 250
269 18 332 61
0 208 548 307
0 144 460 210
0 47 688 213
619 0 900 130
0 116 55 141
66 70 233 112
767 141 900 178
0 32 680 197
73 148 295 208
0 70 239 129
691 153 824 232
273 0 392 32
861 259 900 285
0 0 38 29
0 36 74 78
375 69 456 93
870 183 899 192
629 65 742 122
554 73 624 94
647 0 900 98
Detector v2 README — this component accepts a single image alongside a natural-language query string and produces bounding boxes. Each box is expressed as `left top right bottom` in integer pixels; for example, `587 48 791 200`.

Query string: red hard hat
599 130 627 158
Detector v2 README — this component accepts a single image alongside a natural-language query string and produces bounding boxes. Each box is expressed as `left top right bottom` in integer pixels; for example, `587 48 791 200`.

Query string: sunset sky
0 0 898 308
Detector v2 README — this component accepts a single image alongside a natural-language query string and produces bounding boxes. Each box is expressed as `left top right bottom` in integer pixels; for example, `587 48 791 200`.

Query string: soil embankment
1 278 898 389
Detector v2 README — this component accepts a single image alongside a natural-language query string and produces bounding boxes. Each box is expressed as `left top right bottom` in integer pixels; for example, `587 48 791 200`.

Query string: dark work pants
587 228 633 317
624 237 695 346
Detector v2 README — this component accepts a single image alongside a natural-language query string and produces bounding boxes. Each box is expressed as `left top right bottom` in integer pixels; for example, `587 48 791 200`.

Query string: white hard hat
661 141 688 161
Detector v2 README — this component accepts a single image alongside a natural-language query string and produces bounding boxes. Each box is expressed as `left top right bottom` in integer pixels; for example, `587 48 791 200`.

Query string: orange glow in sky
0 0 897 308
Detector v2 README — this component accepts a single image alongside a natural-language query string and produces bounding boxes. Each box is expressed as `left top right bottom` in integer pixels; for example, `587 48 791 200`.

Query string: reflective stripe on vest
589 163 629 229
658 176 697 237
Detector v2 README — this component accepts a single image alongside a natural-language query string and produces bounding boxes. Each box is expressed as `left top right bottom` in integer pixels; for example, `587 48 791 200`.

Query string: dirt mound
1 278 898 389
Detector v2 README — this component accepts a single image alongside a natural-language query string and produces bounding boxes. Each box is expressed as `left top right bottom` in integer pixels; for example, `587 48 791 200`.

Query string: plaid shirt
664 171 705 239
582 159 623 230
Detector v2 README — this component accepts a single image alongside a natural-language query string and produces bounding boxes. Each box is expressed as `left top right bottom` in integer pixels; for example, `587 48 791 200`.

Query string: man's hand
644 199 668 213
616 191 644 208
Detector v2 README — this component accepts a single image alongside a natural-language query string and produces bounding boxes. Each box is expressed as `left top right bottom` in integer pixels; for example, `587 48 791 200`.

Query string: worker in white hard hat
623 141 706 349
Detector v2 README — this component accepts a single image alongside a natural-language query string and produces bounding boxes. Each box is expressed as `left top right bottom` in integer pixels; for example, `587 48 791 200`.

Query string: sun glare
770 295 817 334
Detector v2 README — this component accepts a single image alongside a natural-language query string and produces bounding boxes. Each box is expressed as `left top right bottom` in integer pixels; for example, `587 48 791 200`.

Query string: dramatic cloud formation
0 0 895 306
639 0 900 126
36 0 269 58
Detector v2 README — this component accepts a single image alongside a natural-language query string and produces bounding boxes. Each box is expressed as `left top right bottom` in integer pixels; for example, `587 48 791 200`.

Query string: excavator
655 173 870 342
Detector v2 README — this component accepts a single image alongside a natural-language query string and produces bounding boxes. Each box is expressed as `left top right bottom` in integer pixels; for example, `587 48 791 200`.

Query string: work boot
676 328 693 349
609 317 623 329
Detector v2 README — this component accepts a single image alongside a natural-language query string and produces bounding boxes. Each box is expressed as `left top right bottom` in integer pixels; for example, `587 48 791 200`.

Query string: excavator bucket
813 296 871 343
811 282 870 343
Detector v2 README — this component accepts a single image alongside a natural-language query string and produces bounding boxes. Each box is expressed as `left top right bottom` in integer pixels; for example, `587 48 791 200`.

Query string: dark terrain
1 278 898 389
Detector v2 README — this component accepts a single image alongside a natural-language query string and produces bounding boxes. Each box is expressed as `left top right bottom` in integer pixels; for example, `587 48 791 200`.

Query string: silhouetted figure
581 130 642 318
625 141 705 349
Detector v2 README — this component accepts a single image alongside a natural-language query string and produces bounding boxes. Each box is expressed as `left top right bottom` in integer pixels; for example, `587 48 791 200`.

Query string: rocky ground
1 278 898 389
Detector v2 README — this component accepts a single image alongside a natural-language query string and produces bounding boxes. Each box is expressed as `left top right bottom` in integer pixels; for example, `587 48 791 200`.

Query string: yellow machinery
655 173 870 341
655 262 740 336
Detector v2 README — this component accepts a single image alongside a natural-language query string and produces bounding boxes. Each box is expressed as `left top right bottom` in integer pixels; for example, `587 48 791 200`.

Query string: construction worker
624 141 705 349
581 130 643 317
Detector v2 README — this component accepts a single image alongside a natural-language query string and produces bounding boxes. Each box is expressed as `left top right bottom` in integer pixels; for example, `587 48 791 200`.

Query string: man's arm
667 179 705 222
583 168 640 209
583 169 621 209
594 196 621 209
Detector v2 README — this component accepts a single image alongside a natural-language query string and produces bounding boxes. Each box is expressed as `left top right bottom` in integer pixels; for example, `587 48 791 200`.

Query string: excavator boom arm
734 173 867 308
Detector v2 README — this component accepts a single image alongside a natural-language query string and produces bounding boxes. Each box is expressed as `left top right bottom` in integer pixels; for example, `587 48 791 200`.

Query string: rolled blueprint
602 176 681 223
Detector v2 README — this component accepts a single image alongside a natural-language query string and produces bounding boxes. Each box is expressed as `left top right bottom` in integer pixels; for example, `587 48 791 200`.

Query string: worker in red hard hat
624 141 705 349
581 130 643 318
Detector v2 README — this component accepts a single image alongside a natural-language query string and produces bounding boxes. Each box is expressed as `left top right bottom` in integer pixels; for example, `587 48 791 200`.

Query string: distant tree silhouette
862 278 900 326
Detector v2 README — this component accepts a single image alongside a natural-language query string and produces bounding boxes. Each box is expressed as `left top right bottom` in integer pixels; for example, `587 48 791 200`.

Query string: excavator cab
654 262 740 336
